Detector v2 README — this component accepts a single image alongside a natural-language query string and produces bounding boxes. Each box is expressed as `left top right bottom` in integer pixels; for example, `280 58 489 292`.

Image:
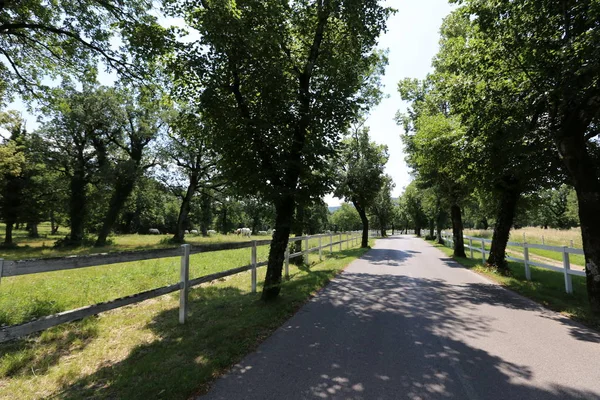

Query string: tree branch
0 23 139 78
0 48 36 96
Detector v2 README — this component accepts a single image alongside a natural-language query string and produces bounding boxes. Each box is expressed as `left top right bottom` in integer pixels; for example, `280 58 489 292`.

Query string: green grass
0 240 372 400
0 233 353 326
428 239 600 332
462 233 585 267
464 227 586 267
0 222 276 260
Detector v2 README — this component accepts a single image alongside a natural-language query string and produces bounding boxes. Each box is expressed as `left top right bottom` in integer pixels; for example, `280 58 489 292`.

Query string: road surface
201 235 600 400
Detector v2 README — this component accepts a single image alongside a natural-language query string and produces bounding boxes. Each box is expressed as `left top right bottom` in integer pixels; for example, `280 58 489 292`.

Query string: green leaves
335 126 389 211
167 0 392 203
0 0 158 103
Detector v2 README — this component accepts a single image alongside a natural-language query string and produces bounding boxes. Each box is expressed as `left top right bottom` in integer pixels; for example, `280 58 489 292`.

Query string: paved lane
201 236 600 400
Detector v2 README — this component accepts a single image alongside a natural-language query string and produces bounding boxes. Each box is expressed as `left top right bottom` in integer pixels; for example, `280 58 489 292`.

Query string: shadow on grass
0 318 99 378
51 249 367 400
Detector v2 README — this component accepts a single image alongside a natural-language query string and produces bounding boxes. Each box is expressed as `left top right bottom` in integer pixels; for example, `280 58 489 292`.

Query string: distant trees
94 88 168 247
399 0 600 312
161 111 223 243
330 204 362 232
39 84 123 246
0 111 27 245
335 127 389 247
370 175 395 237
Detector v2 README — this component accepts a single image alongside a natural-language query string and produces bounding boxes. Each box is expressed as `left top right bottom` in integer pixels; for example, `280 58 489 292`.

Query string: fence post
304 237 309 264
179 244 191 324
330 233 333 254
319 235 323 261
524 242 531 281
563 246 573 294
346 232 349 249
0 258 3 285
542 235 545 245
469 238 473 259
251 240 257 293
339 233 342 251
285 246 290 279
481 239 486 264
570 240 574 248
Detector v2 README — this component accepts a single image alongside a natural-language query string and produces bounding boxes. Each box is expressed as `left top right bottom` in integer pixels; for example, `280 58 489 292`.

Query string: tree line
0 0 395 301
398 0 600 313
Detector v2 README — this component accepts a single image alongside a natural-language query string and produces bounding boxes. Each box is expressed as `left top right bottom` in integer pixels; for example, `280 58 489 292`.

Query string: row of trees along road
165 0 393 300
0 0 395 302
399 1 600 313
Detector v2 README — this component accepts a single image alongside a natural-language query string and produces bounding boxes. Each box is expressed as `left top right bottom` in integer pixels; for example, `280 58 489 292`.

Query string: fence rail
0 231 362 343
441 232 586 294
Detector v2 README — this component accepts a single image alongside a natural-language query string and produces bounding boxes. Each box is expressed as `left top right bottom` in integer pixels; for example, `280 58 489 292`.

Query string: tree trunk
487 187 520 272
429 218 434 239
415 226 421 237
4 222 14 245
50 209 58 235
68 171 87 246
28 223 39 238
391 223 395 235
262 195 295 301
173 175 198 243
436 213 443 245
200 191 211 237
450 204 466 257
353 201 369 248
555 128 600 313
95 178 136 247
290 204 304 265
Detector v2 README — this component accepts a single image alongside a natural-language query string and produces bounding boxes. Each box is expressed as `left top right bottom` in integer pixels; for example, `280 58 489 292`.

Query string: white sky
6 0 453 206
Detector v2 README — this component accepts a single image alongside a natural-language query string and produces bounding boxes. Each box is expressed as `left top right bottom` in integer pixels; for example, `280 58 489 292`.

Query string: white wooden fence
0 231 361 343
440 232 585 294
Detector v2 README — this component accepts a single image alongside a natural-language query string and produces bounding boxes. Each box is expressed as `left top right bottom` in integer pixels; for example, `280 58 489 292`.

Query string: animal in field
149 228 160 234
207 230 216 235
190 229 198 234
235 227 251 237
258 230 268 235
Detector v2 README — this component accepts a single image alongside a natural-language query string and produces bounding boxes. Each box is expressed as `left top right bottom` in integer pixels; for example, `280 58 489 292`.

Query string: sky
325 0 454 206
5 0 454 205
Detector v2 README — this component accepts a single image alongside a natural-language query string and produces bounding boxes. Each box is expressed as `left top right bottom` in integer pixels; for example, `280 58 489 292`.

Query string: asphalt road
201 235 600 400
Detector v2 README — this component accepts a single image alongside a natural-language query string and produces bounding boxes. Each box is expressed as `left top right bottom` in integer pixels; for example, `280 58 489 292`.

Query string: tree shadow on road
200 272 600 400
359 248 420 267
437 253 600 344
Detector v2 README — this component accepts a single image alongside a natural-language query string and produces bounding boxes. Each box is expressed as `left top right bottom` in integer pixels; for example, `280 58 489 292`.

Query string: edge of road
416 235 600 335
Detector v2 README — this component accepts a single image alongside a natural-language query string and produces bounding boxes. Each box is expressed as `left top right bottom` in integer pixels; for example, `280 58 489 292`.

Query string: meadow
463 227 585 267
0 224 346 326
0 225 369 399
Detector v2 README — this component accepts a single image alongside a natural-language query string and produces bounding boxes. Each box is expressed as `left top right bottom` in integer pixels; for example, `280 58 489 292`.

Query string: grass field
463 227 586 267
0 237 371 399
0 222 293 260
428 239 599 333
0 230 349 326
